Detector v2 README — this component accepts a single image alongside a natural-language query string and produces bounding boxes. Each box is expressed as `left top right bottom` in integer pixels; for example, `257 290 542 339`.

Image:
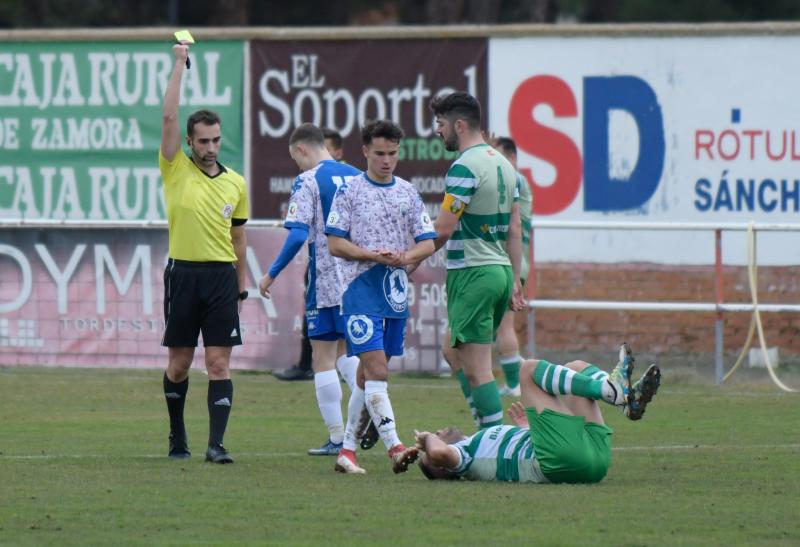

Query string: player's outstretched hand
507 402 530 428
414 429 431 451
173 43 189 63
258 273 274 299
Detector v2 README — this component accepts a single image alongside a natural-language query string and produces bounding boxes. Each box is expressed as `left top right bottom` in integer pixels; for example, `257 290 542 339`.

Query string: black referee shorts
162 259 243 348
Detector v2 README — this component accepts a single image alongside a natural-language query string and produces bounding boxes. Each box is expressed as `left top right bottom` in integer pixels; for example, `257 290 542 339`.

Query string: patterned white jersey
451 425 548 483
325 173 436 317
284 160 360 309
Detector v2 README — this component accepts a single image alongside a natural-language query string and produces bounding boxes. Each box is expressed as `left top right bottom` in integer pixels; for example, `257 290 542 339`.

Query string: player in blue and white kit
258 123 363 456
325 120 437 474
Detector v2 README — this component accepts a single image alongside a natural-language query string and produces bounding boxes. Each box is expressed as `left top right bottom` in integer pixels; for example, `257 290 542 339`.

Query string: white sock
336 355 359 391
314 370 344 444
342 386 365 451
364 380 400 450
601 379 620 405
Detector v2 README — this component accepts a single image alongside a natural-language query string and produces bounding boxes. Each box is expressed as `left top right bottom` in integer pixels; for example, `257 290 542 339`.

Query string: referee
159 41 249 464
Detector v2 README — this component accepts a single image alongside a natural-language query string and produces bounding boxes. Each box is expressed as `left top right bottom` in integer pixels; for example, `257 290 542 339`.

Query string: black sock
298 321 312 372
207 379 233 446
163 373 189 438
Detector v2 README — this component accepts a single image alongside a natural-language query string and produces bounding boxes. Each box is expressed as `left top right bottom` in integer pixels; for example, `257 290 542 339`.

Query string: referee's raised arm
157 38 249 466
161 43 189 162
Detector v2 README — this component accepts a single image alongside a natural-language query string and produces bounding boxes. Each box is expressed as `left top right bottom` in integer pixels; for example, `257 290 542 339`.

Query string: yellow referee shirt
159 151 249 262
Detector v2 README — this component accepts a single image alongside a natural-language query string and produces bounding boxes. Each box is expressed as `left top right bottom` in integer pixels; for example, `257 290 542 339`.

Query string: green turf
1 366 798 546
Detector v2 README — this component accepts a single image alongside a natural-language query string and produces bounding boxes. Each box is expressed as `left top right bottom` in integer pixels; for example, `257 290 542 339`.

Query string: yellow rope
726 222 796 391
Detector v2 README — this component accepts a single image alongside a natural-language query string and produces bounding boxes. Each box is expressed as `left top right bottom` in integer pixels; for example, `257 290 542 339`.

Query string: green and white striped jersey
451 425 548 483
445 144 518 270
515 171 533 282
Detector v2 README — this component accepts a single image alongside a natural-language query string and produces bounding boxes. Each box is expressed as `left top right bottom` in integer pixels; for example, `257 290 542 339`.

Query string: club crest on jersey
221 203 234 219
347 315 373 345
383 268 408 313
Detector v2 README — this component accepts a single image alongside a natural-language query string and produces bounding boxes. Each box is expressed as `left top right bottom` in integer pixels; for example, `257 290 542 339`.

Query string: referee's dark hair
361 119 404 145
289 123 325 147
187 110 221 137
429 92 482 129
494 137 517 156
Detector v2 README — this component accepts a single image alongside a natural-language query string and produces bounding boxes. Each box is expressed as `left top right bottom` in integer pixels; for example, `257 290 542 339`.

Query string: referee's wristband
238 290 249 301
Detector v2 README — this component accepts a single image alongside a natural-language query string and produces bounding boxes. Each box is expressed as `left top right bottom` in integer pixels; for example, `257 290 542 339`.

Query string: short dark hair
187 110 221 137
321 128 343 151
289 123 325 147
361 119 404 145
494 136 517 156
429 92 482 129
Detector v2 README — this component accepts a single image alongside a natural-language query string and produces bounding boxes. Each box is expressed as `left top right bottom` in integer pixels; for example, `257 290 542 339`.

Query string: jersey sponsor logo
383 268 408 313
480 224 508 234
286 201 298 221
221 203 234 219
347 315 373 345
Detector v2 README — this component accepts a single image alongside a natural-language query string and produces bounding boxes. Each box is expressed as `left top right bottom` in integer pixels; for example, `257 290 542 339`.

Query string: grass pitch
1 366 798 546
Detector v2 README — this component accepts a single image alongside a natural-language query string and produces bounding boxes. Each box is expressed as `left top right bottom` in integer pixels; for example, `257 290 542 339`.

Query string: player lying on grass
414 344 661 483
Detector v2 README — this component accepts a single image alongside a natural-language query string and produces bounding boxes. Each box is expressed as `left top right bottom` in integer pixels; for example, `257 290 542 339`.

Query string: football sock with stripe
364 380 401 450
532 360 603 400
163 373 188 438
499 354 521 389
471 381 504 428
207 379 233 446
580 364 609 382
456 369 479 427
314 369 344 444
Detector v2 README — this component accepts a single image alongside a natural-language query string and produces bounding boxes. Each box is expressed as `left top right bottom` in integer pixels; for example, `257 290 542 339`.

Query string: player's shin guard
163 373 188 437
500 354 521 389
471 381 504 428
207 379 233 446
314 369 345 444
456 369 480 427
342 385 365 451
335 355 359 391
364 380 401 450
532 360 603 400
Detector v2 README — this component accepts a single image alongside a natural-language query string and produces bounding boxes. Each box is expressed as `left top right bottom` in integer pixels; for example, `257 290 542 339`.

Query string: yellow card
173 30 195 44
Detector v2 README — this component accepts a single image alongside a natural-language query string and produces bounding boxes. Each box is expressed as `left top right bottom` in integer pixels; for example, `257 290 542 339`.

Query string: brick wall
532 263 800 360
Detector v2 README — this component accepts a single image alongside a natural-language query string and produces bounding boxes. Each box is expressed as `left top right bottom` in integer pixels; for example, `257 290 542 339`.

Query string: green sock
499 354 521 389
471 381 504 428
580 364 608 382
532 360 603 401
456 369 479 426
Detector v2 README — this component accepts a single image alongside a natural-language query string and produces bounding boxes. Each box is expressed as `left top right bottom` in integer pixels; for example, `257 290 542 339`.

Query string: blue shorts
344 314 406 357
306 306 345 341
